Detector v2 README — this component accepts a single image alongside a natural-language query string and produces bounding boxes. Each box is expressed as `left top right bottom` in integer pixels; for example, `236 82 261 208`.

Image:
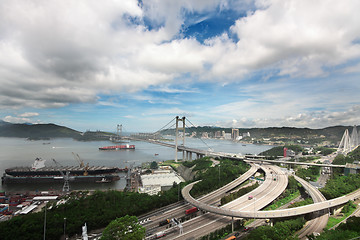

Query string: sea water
0 137 272 192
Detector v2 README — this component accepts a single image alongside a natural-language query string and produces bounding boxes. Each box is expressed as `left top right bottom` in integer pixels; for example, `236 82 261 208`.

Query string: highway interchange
139 159 360 240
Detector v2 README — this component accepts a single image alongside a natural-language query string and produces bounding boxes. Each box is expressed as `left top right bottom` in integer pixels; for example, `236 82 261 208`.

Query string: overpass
181 177 360 219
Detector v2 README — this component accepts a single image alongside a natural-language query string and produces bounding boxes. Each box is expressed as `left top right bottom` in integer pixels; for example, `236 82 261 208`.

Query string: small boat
99 144 135 150
96 177 111 183
154 153 159 156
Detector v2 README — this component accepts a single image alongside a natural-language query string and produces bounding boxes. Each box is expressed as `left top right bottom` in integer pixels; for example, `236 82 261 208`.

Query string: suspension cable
153 116 177 134
185 118 213 151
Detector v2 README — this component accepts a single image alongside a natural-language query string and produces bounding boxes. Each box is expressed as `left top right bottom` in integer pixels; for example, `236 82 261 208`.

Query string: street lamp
253 197 256 220
64 218 66 240
218 164 221 184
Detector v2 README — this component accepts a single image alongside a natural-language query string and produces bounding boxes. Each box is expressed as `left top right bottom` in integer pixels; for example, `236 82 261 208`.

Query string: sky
0 0 360 132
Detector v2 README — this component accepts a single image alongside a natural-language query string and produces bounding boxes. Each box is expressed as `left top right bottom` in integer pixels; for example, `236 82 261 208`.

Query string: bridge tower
175 116 186 162
338 125 359 154
338 129 350 153
350 125 359 149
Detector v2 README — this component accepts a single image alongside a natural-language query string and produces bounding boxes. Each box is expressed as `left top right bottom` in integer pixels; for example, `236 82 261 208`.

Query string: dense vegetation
220 182 259 205
0 187 181 240
244 217 306 240
260 145 303 157
314 147 337 156
182 157 213 171
348 146 360 160
295 165 321 181
320 173 360 199
100 215 145 240
190 159 250 197
315 216 360 240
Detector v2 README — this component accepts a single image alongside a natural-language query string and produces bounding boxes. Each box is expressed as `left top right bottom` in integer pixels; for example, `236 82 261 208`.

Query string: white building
139 172 183 195
224 133 232 140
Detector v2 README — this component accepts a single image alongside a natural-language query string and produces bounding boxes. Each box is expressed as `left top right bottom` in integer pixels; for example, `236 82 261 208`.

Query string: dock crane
72 152 85 167
52 159 73 192
72 152 88 176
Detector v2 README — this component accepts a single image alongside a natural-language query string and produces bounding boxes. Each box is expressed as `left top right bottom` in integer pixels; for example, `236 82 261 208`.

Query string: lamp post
253 197 256 220
43 204 46 240
218 164 221 184
64 217 66 240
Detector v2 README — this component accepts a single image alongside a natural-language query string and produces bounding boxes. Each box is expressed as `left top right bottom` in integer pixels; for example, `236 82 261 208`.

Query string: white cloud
3 115 41 124
19 112 39 117
217 105 360 128
0 0 359 133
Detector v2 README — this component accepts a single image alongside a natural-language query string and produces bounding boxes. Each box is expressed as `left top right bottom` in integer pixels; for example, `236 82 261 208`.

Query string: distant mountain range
0 120 356 144
161 125 358 145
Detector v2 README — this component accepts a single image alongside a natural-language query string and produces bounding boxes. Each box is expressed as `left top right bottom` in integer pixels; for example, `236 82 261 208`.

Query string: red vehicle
185 207 198 215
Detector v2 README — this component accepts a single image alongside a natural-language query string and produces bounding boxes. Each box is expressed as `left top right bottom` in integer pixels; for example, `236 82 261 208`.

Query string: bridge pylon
175 116 185 162
338 125 359 154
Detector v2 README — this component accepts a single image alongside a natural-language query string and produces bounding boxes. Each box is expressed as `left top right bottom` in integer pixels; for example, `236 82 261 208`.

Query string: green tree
100 215 145 240
150 161 158 169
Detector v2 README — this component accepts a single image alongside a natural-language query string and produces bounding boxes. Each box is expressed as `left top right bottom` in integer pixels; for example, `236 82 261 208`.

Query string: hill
0 121 81 139
161 125 356 145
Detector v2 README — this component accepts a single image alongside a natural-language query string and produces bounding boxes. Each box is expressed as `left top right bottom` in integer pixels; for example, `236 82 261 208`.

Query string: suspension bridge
120 116 359 169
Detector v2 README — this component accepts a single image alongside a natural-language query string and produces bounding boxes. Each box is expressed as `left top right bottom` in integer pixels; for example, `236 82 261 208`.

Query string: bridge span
128 136 346 169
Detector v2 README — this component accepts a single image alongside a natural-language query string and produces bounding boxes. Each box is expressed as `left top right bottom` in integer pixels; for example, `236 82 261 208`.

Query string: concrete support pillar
182 151 185 161
189 152 192 161
231 217 234 232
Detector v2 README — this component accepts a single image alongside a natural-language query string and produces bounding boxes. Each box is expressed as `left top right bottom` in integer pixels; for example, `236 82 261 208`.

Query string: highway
293 175 329 239
167 165 288 240
182 173 360 219
143 164 259 238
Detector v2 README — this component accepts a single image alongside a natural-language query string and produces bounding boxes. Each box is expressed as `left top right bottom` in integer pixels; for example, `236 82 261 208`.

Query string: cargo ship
1 158 126 184
99 144 135 150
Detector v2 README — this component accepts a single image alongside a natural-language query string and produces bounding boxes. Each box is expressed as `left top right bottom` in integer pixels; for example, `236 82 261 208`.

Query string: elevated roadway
182 177 360 219
293 175 328 239
169 165 288 240
144 164 259 237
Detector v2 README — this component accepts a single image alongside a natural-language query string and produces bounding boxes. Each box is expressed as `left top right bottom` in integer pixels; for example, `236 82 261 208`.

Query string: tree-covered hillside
0 122 81 139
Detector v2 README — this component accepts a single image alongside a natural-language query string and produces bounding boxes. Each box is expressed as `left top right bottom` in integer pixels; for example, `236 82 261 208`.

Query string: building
284 148 295 157
224 133 232 140
139 171 183 195
201 132 209 138
232 129 239 140
242 132 251 137
344 163 360 176
215 131 221 138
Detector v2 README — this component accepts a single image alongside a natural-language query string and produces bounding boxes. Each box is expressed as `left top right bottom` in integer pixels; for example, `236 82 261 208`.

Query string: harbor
0 137 271 192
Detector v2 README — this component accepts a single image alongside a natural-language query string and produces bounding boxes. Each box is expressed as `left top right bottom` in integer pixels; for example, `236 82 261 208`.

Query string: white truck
155 231 166 239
